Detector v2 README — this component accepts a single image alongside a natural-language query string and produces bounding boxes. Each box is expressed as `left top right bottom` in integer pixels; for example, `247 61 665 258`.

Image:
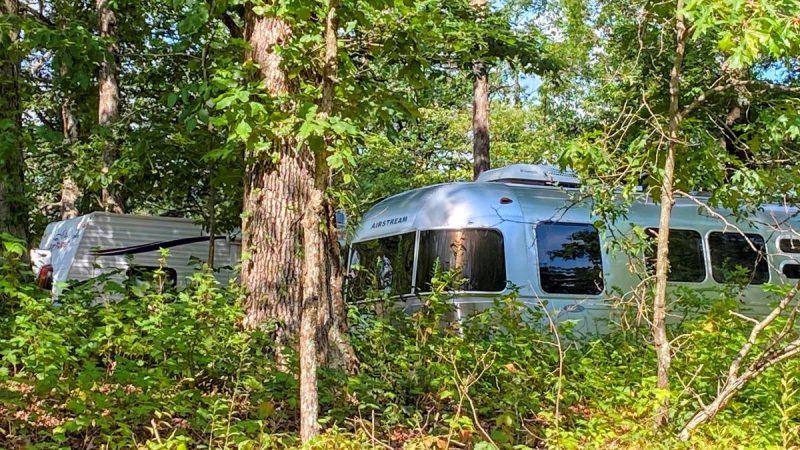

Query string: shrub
1 246 797 449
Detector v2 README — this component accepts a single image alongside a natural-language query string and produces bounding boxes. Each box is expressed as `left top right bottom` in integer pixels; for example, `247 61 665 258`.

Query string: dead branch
678 281 800 441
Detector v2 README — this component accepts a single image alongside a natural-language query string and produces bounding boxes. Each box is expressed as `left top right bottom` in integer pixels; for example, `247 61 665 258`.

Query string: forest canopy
1 0 800 448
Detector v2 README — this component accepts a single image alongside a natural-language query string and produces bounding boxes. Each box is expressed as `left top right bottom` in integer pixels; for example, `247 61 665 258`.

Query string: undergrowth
1 243 798 449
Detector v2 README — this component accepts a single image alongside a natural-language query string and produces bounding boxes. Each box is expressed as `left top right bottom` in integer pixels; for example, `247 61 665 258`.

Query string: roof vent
476 164 580 188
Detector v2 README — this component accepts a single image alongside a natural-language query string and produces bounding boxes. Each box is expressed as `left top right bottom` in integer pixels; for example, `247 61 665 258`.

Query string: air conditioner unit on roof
476 164 581 188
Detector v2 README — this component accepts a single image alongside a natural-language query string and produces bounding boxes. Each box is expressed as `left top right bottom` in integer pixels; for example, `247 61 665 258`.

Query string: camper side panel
74 214 238 287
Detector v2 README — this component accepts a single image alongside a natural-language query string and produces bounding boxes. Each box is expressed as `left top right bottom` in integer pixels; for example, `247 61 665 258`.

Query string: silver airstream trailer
347 164 800 331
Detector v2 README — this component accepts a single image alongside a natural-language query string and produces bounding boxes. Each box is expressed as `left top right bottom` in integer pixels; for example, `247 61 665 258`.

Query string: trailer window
349 232 415 297
645 229 706 282
780 239 800 254
415 229 506 292
708 232 768 284
536 222 604 295
783 264 800 279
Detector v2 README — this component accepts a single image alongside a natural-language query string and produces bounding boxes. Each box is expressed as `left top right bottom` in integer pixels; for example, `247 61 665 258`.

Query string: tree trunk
240 139 308 345
60 176 80 220
300 184 322 442
241 4 355 356
315 0 357 372
206 173 217 268
471 0 490 180
61 87 80 220
321 201 358 371
241 10 303 343
97 0 123 213
298 1 336 440
0 0 28 242
651 0 687 428
242 5 357 439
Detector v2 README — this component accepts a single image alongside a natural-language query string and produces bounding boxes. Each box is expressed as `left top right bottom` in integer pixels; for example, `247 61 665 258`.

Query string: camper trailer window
783 264 800 279
536 222 604 295
708 232 769 284
415 229 506 292
780 239 800 253
126 265 178 288
349 232 415 297
645 229 706 282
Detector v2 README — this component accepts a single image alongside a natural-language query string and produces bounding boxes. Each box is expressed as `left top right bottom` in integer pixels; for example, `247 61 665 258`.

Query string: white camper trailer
30 213 241 292
347 164 800 331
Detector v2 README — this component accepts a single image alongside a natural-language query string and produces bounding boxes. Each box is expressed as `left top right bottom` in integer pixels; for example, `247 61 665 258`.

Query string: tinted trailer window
416 229 506 292
536 222 604 295
645 229 706 282
349 232 415 297
780 239 800 253
784 264 800 279
708 232 769 284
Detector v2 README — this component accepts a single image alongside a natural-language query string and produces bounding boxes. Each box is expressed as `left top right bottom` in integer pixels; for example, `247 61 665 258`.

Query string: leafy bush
0 255 284 448
343 272 800 449
1 246 798 449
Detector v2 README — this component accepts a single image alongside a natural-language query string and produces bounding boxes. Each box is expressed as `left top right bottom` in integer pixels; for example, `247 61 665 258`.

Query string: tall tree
60 62 80 219
298 0 341 439
0 0 28 241
239 1 356 363
471 0 490 179
651 0 687 427
241 2 358 440
240 7 306 339
97 0 123 213
563 0 800 431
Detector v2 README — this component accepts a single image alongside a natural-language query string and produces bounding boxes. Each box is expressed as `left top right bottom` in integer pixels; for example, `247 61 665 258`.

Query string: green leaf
718 32 735 52
474 441 498 450
3 240 25 256
214 94 236 110
235 120 253 140
327 152 344 169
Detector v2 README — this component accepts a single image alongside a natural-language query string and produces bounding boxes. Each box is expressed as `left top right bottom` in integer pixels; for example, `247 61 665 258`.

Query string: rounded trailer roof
352 181 527 243
352 163 800 244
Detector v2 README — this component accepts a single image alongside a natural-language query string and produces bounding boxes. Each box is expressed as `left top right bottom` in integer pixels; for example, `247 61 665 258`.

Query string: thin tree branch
221 12 242 39
19 1 54 26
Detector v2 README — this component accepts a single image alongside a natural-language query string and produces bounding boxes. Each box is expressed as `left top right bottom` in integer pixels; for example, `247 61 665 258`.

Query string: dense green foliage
558 0 800 214
2 244 800 448
1 0 800 447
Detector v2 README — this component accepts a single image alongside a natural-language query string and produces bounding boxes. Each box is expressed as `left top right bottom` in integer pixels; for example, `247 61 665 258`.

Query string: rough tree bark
242 3 357 440
0 0 28 242
652 0 687 428
241 10 305 341
315 0 357 376
60 71 80 220
241 0 356 359
470 0 490 180
97 0 123 213
300 182 322 442
298 0 338 440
